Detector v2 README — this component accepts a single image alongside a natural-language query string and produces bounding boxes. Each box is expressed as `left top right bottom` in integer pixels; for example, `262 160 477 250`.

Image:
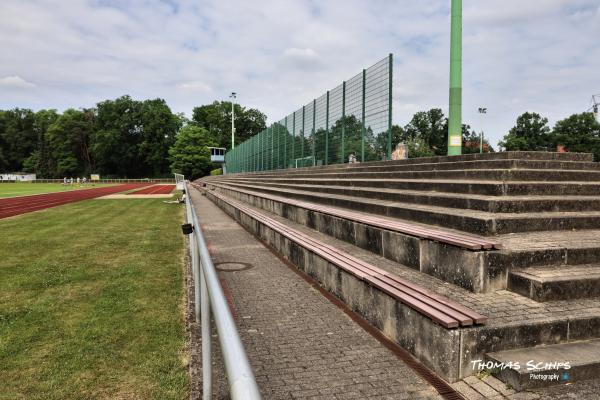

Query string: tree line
0 96 267 179
2 94 598 180
498 111 600 160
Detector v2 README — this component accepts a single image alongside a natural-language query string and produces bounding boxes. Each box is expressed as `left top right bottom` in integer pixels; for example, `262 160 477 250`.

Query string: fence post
200 257 212 400
342 81 346 163
362 68 366 162
325 91 329 165
312 99 316 166
302 106 305 162
292 112 296 167
284 116 288 169
388 53 393 160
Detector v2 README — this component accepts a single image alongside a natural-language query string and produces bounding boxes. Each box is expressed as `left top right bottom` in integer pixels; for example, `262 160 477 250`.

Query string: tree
93 95 180 177
404 109 448 155
499 112 551 151
462 125 494 154
192 101 267 149
0 108 36 172
23 109 60 176
552 112 600 161
169 125 216 179
46 109 96 177
138 99 182 176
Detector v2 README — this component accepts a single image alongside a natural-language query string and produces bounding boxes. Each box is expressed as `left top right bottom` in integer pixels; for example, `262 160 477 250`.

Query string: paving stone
190 190 443 399
452 381 487 400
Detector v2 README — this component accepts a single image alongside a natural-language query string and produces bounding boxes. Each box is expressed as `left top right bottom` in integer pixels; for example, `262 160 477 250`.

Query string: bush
210 168 222 176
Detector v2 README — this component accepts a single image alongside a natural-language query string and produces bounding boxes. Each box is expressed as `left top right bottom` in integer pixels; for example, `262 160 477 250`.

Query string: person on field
70 177 73 185
82 177 87 185
63 177 67 185
348 152 359 164
77 177 80 185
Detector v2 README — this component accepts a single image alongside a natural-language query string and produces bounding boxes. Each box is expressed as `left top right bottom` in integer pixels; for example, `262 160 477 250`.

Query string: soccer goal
294 156 315 168
174 173 185 190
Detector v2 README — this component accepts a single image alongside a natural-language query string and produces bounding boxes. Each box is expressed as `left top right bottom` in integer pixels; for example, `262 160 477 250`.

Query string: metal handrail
183 180 262 400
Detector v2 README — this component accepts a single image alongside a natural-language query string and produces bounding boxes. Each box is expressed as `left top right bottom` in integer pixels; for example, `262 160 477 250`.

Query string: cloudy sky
1 0 599 146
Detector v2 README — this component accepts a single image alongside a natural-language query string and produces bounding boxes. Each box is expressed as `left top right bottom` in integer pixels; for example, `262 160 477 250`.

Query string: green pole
388 53 393 160
312 99 316 166
284 116 288 168
361 69 366 162
448 0 462 156
342 81 346 163
270 126 273 170
292 112 296 167
325 91 330 165
302 105 305 161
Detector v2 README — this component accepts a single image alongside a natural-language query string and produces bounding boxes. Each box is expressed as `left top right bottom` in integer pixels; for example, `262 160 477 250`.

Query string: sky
1 0 599 147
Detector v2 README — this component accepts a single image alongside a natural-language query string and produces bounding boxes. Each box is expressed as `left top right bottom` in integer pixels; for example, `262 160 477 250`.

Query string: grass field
0 183 115 198
0 197 189 399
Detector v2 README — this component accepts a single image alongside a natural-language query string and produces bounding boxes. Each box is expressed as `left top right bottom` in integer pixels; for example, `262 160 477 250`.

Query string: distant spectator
348 152 359 164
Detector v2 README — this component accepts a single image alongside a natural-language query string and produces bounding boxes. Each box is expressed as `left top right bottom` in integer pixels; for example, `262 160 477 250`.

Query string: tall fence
225 54 393 173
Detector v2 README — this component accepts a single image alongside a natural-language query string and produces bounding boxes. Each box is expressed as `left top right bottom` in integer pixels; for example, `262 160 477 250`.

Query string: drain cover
215 262 254 272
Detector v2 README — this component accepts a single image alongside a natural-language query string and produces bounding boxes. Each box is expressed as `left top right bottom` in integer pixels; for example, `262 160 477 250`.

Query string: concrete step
507 265 600 302
485 339 600 390
240 159 600 176
217 177 600 196
204 181 600 293
232 168 600 182
217 181 600 235
199 185 600 385
223 180 600 213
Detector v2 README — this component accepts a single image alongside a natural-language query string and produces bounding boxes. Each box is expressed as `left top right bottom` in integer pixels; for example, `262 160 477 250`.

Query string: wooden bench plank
206 182 502 250
205 188 488 329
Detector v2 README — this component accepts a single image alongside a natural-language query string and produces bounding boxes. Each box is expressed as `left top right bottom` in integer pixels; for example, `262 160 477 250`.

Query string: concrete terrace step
236 159 600 176
507 264 600 302
221 179 600 213
229 168 600 182
216 177 600 196
199 186 600 383
214 181 600 235
485 339 600 390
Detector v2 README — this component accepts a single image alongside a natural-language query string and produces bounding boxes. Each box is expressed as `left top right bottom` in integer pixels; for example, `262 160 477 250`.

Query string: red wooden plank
209 190 487 328
210 182 501 250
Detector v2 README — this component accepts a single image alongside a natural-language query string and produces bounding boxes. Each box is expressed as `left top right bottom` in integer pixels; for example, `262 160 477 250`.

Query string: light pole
447 0 462 156
230 92 236 149
478 107 487 154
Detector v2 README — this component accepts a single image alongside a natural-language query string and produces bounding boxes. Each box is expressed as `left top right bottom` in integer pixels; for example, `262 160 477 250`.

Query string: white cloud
0 75 35 89
0 0 598 147
283 47 318 60
176 81 212 92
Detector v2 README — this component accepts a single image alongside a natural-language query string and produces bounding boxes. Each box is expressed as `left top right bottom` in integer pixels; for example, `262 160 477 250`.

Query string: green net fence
225 54 392 173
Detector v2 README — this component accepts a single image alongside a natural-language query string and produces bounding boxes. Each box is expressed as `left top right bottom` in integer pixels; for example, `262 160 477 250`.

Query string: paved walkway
190 189 442 400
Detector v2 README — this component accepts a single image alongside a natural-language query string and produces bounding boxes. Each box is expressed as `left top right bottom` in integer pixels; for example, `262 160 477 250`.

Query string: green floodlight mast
448 0 462 156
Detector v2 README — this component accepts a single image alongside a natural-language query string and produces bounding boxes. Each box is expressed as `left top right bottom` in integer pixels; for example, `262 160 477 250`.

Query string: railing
182 180 261 400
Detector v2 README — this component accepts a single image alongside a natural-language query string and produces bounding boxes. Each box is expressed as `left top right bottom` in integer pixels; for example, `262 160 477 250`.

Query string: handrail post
200 257 212 399
183 181 261 400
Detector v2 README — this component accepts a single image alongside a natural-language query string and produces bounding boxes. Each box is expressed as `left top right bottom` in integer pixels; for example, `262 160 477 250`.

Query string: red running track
0 183 149 219
128 184 175 195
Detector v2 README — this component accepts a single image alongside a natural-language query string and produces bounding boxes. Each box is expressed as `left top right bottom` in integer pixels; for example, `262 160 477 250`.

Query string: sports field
0 183 113 198
0 196 189 399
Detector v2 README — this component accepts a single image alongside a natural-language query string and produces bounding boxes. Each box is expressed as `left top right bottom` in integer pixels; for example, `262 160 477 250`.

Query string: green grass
0 183 113 198
0 197 189 399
